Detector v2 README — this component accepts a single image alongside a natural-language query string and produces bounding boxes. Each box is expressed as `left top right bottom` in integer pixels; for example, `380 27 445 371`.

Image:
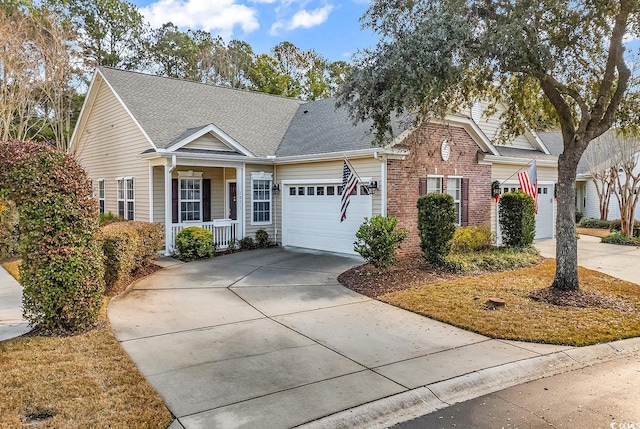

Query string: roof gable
97 67 305 157
167 124 254 156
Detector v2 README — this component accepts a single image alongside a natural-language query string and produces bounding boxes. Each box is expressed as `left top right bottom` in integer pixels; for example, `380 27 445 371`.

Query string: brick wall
387 123 492 256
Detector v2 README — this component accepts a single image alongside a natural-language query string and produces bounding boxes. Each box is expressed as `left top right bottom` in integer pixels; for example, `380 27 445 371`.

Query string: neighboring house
539 131 640 221
69 68 558 256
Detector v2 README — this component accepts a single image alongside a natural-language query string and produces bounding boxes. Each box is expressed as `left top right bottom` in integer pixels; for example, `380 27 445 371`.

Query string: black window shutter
172 179 178 223
462 178 470 226
418 178 427 196
202 179 211 222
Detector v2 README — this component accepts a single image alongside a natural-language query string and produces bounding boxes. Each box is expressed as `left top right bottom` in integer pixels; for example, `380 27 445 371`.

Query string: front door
228 182 237 220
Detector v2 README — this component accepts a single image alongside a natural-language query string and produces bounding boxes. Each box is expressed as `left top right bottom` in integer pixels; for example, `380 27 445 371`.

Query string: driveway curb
297 337 640 429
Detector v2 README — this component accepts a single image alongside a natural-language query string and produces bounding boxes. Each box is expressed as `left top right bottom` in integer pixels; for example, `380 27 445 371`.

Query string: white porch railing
170 219 239 252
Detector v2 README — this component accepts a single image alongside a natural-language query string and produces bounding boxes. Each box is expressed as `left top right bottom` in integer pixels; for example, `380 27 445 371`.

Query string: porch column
164 161 173 255
236 165 244 239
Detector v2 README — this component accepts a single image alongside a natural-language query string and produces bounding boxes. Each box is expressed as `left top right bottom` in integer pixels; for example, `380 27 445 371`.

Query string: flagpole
343 155 364 185
498 158 536 187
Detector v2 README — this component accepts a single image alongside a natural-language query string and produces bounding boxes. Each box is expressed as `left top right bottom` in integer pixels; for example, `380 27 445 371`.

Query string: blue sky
130 0 377 62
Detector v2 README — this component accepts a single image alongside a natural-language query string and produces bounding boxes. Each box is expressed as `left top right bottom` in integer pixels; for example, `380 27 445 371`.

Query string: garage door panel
283 185 372 255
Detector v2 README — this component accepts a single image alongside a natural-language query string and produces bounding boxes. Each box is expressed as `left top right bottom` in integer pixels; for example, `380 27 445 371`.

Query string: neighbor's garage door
497 184 554 240
282 183 372 254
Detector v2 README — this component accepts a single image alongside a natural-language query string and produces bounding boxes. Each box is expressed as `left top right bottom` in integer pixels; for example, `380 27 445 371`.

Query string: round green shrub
255 229 269 248
175 226 213 260
450 226 494 254
601 231 639 245
239 236 255 250
579 217 611 229
575 209 584 224
0 140 104 333
499 192 535 247
417 193 456 265
354 215 408 270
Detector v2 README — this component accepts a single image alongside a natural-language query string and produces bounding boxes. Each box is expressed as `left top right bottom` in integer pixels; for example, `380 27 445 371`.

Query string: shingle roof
537 131 590 175
99 67 305 157
276 98 381 157
495 146 558 162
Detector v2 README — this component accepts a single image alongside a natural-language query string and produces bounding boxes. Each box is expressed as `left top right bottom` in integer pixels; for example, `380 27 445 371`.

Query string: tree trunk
552 151 580 291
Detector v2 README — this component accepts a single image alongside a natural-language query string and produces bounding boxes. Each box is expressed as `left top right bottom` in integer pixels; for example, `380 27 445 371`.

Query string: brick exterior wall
387 123 492 256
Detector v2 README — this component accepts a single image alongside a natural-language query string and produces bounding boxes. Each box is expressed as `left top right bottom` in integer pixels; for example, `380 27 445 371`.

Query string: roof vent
303 109 309 114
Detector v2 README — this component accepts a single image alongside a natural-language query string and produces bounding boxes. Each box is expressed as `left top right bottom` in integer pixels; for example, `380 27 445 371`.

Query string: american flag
517 160 538 214
340 159 359 222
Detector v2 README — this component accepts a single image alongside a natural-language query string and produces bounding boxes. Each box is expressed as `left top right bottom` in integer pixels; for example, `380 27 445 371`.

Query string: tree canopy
339 0 640 291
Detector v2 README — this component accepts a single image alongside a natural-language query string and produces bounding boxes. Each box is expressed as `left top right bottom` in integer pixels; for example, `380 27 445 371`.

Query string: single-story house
69 67 559 256
539 131 640 222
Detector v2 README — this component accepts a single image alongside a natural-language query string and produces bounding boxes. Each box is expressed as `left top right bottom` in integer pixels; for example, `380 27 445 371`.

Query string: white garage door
496 184 555 241
282 183 372 255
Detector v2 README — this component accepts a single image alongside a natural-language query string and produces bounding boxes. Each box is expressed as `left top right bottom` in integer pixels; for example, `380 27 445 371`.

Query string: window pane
326 186 335 196
290 187 296 196
307 186 314 196
316 186 324 195
360 185 369 195
298 187 305 195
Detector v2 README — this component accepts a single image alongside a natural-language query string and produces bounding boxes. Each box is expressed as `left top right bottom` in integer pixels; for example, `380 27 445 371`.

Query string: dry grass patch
1 259 20 280
576 227 611 238
0 262 172 428
379 260 640 346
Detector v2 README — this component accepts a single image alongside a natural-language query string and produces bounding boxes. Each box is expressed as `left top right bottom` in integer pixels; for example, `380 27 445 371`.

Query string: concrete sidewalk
0 265 30 341
108 248 640 429
536 234 640 284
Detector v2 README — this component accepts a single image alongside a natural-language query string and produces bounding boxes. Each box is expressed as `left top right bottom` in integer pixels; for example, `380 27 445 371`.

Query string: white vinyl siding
182 133 235 152
471 100 538 150
71 75 151 221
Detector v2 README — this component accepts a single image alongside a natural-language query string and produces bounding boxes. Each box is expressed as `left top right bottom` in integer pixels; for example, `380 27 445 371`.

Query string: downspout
273 162 278 245
374 151 387 216
163 155 177 255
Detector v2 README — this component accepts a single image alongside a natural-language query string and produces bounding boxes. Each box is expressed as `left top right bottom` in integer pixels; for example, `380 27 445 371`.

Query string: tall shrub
499 191 536 247
0 140 104 333
354 215 408 270
417 193 456 265
0 197 19 260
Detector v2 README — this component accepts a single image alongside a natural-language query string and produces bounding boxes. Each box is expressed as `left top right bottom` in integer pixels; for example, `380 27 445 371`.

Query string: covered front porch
148 157 246 255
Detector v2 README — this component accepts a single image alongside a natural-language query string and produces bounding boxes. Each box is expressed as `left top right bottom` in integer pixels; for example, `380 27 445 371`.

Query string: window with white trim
427 176 443 193
98 179 105 214
180 178 202 222
117 177 134 220
251 172 272 224
447 177 462 225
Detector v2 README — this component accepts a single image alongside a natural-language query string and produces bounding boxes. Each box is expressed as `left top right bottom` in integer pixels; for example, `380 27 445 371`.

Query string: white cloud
140 0 260 39
270 3 333 35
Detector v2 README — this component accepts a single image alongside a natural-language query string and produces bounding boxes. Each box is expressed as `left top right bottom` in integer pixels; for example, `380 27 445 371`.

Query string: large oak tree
339 0 640 291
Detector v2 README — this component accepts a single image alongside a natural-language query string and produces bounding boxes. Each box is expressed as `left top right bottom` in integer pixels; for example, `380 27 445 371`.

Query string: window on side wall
98 179 105 215
251 172 272 224
117 177 134 220
447 177 462 225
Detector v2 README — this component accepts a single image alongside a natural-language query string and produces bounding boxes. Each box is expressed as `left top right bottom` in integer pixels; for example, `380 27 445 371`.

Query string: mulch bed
529 287 637 313
338 257 455 298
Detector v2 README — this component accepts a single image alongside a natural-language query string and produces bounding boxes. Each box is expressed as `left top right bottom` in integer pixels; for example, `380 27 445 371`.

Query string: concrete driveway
536 234 640 284
109 248 577 429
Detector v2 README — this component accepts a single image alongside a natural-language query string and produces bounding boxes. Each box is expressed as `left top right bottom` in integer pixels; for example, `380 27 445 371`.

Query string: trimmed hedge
0 197 19 260
0 140 104 333
417 193 456 265
499 192 535 247
609 219 640 237
95 221 164 294
450 226 494 254
578 217 611 229
354 215 408 270
175 226 213 260
601 231 640 245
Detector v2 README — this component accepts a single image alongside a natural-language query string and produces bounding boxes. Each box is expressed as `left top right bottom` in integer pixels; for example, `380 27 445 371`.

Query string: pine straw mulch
339 257 640 346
